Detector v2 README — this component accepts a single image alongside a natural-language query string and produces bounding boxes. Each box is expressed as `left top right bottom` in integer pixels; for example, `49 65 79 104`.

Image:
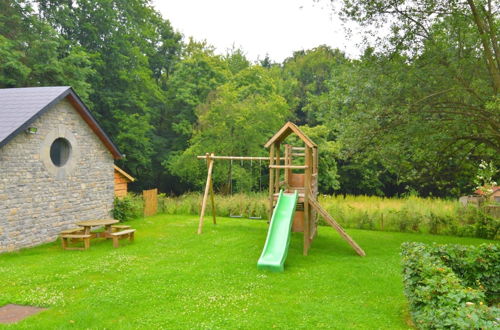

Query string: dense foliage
401 242 499 329
1 0 498 197
112 196 143 221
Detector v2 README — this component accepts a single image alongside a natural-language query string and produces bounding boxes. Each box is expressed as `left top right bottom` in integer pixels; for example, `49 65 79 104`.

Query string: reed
122 193 498 239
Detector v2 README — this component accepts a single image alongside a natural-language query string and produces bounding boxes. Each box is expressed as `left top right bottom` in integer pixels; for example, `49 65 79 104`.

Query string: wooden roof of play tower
264 122 317 148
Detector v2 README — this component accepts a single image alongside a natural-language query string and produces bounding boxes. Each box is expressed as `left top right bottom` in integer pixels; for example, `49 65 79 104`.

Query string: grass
151 193 498 239
0 214 493 329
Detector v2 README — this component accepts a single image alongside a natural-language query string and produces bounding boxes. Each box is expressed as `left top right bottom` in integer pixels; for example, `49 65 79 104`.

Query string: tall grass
158 193 268 219
119 193 499 239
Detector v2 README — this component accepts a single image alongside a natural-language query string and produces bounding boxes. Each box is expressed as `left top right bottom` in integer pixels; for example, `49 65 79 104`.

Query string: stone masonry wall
0 99 115 252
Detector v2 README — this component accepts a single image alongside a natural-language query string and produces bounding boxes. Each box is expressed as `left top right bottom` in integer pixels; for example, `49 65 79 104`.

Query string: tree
319 0 500 196
334 0 499 150
281 45 350 125
0 0 95 100
34 0 183 188
168 66 291 191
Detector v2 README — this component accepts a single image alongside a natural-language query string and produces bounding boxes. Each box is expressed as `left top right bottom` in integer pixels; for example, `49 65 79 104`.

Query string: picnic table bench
60 220 135 250
60 233 91 250
110 229 136 248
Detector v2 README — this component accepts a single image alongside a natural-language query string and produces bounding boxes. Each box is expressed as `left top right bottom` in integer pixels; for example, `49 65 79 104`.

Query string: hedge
401 242 499 329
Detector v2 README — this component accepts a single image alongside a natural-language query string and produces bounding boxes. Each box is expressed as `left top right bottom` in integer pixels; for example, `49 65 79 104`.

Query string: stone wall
0 99 115 252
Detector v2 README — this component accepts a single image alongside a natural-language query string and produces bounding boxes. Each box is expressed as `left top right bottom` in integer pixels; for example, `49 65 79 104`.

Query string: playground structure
198 122 365 271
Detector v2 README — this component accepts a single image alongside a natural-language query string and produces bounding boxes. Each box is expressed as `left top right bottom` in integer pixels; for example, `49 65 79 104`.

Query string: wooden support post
268 144 275 220
312 146 319 236
303 146 312 255
209 158 216 225
275 143 280 194
284 144 290 190
84 237 90 250
198 153 215 234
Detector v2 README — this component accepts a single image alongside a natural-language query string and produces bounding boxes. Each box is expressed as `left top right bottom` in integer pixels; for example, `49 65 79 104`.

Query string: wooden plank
264 122 317 148
60 227 84 234
114 165 135 182
303 147 311 256
143 188 158 216
209 162 217 225
275 144 280 193
269 165 308 169
268 145 275 220
309 198 366 256
196 155 272 161
60 234 91 238
198 153 215 234
291 153 305 157
291 147 305 151
110 229 136 236
284 144 290 189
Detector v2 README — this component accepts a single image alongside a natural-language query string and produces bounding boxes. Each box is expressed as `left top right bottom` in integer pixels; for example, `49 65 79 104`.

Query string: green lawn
0 215 492 329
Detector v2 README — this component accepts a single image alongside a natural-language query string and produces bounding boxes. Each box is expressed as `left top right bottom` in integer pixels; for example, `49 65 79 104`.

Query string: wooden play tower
198 122 365 257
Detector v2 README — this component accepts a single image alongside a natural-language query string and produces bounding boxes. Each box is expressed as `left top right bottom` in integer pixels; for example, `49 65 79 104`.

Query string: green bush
112 195 143 221
401 242 499 329
432 244 500 304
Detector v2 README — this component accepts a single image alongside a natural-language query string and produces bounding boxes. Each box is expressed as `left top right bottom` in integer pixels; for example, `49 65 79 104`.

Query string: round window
50 137 72 167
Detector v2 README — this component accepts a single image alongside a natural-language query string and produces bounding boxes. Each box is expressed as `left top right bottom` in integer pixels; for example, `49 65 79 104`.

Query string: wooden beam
196 155 272 161
268 144 275 220
275 144 281 193
209 164 216 225
303 147 311 255
269 165 308 169
284 144 290 189
309 198 366 257
198 153 215 234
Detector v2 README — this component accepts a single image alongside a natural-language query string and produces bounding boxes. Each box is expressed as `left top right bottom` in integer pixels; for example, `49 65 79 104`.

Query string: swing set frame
196 153 271 234
197 122 365 257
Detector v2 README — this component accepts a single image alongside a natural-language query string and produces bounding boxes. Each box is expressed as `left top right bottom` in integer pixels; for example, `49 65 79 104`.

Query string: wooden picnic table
76 219 119 239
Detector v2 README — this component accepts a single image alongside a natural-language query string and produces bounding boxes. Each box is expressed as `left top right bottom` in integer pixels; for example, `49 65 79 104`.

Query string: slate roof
0 86 122 159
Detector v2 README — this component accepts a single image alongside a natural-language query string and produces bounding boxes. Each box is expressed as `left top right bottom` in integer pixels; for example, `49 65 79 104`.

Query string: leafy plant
474 160 498 198
112 195 143 221
401 242 499 329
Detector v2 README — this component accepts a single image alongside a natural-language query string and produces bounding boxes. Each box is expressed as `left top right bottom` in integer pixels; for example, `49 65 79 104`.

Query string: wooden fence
143 188 158 216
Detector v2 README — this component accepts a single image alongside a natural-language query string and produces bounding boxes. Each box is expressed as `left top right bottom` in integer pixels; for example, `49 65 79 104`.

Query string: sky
152 0 365 63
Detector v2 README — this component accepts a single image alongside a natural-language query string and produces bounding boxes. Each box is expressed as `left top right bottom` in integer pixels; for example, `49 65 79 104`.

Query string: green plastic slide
257 190 298 272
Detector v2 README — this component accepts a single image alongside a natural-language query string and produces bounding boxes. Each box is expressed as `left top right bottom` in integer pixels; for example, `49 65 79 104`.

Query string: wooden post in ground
303 146 311 255
268 144 275 220
274 143 281 194
198 153 215 234
209 156 216 225
284 144 292 189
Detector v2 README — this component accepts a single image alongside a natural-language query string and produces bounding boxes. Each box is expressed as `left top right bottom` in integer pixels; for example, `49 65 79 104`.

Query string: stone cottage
0 87 122 252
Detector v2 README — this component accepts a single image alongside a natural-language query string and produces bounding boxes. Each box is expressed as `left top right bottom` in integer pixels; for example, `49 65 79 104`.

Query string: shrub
112 195 143 221
432 244 500 304
401 242 499 329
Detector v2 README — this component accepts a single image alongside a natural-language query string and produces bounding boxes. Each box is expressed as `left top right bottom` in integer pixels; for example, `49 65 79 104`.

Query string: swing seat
248 216 262 220
230 214 243 218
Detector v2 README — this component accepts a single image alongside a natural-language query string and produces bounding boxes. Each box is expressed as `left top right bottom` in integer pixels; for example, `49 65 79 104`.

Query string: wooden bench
60 234 91 250
110 229 135 248
111 224 131 232
60 227 84 234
